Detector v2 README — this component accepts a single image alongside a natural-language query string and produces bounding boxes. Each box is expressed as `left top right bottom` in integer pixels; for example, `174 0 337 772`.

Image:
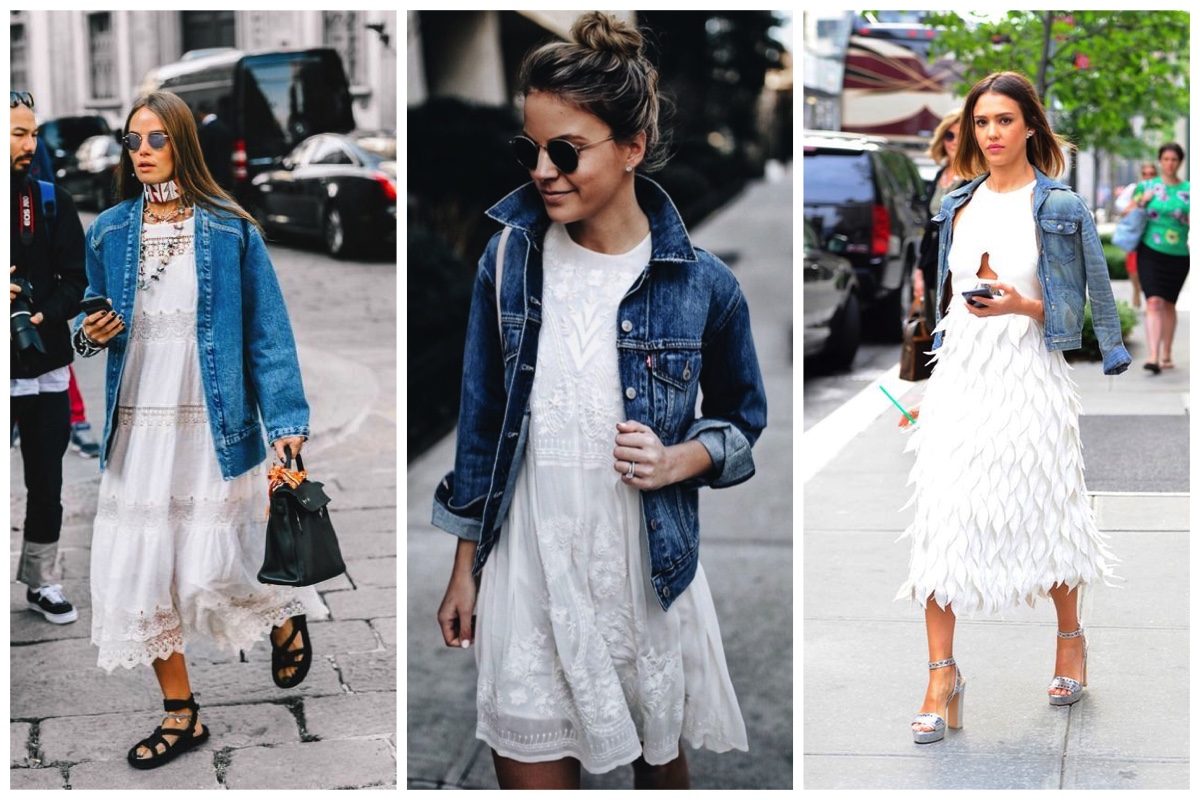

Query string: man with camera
10 91 87 623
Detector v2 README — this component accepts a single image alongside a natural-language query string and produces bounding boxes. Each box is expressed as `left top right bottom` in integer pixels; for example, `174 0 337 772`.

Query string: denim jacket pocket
1039 218 1080 264
649 348 701 440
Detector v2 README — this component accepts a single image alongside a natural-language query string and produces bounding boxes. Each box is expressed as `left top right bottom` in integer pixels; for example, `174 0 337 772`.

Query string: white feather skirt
894 303 1121 614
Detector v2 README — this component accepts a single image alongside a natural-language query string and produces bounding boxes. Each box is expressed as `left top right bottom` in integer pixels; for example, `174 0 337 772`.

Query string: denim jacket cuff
683 419 755 489
432 471 484 541
1102 344 1132 375
267 425 310 443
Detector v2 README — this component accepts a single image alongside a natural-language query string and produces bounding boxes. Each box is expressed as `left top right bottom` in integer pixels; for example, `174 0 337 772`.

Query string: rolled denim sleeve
431 232 508 539
681 284 767 489
1079 208 1131 375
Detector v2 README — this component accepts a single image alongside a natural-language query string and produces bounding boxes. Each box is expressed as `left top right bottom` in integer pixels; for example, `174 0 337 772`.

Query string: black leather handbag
259 453 346 586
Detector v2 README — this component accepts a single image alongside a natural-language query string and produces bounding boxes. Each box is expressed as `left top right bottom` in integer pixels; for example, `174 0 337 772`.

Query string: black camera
11 277 45 354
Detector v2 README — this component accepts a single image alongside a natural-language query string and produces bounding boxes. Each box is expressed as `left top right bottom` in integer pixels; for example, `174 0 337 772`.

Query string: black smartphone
962 287 994 308
79 296 111 316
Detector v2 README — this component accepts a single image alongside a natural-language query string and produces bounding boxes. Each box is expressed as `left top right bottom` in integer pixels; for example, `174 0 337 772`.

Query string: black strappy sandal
127 694 209 769
271 614 312 689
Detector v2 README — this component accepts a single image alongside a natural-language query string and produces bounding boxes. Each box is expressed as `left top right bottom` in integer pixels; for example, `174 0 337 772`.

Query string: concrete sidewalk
803 281 1190 789
10 252 398 790
406 169 796 789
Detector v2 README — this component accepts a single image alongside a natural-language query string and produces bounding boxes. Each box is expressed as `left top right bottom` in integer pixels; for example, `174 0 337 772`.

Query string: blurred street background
801 11 1189 790
407 10 795 790
11 10 397 790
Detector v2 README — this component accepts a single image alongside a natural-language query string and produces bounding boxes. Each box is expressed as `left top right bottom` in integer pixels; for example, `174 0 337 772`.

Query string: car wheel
819 292 862 371
324 206 350 258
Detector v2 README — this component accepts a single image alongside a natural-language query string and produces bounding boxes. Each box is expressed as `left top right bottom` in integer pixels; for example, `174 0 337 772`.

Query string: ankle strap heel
912 658 965 744
1049 627 1088 706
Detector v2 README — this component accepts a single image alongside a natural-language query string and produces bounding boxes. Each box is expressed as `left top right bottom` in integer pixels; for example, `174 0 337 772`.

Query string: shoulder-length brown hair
115 91 260 230
952 71 1073 180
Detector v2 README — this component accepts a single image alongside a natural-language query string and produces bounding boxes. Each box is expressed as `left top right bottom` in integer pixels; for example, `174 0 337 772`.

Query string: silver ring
626 460 636 479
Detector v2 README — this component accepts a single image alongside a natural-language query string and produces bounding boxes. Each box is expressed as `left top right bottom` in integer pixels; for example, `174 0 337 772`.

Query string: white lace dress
895 180 1120 614
90 217 325 673
473 223 748 773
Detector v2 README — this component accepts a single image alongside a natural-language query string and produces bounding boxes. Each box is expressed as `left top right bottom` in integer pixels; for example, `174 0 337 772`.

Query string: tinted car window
241 51 354 156
40 117 110 155
803 150 874 204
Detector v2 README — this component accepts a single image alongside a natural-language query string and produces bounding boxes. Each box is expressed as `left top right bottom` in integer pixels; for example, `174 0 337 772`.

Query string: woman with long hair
1124 144 1189 373
432 12 766 789
74 91 324 768
895 72 1128 744
915 109 964 323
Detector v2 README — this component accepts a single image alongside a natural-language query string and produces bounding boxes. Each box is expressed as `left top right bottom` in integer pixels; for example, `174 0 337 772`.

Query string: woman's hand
438 539 480 648
612 420 714 491
912 267 925 299
272 436 305 462
898 406 921 429
81 301 124 345
965 281 1044 322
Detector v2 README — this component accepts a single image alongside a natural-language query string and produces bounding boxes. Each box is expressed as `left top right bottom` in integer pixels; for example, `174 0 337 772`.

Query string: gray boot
16 540 59 589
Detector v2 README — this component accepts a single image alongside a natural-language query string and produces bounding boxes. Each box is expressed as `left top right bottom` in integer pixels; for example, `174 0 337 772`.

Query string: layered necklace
138 180 194 290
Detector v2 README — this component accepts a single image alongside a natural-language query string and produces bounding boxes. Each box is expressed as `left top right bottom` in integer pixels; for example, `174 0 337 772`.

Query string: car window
308 138 356 166
803 150 874 204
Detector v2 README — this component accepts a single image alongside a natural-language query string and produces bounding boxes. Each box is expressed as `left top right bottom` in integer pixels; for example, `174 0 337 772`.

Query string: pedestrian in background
914 108 963 324
1123 144 1189 373
1115 162 1158 308
433 12 766 789
74 90 325 769
194 100 235 191
896 71 1128 745
10 90 88 625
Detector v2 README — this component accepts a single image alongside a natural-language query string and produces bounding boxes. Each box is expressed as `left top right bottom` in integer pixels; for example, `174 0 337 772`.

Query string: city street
406 169 795 790
803 277 1190 789
10 214 398 790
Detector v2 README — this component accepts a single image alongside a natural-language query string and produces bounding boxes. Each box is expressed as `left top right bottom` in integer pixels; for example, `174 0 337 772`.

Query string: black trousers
12 390 71 545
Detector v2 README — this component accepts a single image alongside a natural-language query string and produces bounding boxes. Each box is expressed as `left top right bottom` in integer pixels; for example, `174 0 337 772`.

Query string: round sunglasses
510 134 614 173
122 131 170 151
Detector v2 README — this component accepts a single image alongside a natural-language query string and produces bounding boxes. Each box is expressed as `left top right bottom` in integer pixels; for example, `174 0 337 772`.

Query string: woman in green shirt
1127 142 1190 373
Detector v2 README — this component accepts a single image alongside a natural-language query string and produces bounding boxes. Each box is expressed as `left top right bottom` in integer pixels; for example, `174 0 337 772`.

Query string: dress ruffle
894 305 1121 614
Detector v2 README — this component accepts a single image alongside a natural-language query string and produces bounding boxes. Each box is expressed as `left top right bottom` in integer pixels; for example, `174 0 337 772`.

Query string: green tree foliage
925 11 1188 157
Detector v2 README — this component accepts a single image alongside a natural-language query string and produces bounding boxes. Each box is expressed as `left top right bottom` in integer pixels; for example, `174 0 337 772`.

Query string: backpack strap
37 180 57 237
495 226 511 340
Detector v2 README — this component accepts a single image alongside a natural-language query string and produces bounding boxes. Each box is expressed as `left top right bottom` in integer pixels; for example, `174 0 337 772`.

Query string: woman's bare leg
914 596 957 732
133 652 203 760
492 752 581 790
1144 296 1165 364
632 748 690 789
1160 301 1177 363
1047 583 1085 697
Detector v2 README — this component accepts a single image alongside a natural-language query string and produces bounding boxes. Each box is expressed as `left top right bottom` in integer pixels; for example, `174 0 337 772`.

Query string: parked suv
37 114 113 182
803 130 928 341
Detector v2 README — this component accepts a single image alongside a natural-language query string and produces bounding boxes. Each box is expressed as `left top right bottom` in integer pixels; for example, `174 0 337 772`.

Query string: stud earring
1026 131 1034 138
625 165 633 173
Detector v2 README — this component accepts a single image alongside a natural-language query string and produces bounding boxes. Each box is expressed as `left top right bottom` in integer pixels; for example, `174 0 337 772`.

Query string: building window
182 10 236 54
323 11 362 85
11 23 28 91
88 13 116 100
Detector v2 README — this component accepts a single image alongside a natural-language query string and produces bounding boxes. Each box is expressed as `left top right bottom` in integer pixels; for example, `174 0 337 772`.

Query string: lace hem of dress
116 404 209 428
131 310 198 342
94 596 308 672
96 492 256 528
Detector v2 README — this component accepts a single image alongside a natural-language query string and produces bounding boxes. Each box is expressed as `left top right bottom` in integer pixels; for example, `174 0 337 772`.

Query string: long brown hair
116 91 260 230
952 71 1072 180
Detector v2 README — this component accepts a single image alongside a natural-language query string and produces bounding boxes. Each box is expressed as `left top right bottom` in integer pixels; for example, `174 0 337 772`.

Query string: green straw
880 384 918 426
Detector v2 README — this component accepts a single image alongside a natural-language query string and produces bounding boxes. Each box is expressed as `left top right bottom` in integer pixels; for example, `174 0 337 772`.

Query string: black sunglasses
10 91 34 109
122 131 170 151
510 134 614 173
942 130 956 142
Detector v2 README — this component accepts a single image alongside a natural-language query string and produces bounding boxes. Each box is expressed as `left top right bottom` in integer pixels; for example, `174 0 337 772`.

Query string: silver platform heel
911 657 965 744
1048 626 1088 706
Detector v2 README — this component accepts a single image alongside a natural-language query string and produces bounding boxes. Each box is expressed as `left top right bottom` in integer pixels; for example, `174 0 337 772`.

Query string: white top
947 179 1042 301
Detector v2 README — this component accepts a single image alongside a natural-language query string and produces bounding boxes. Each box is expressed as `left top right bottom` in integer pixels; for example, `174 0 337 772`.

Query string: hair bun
572 12 642 59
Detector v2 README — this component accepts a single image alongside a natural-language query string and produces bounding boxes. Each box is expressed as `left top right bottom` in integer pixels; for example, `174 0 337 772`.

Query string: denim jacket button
625 387 636 400
663 587 671 598
621 320 633 333
1056 223 1064 230
649 519 659 531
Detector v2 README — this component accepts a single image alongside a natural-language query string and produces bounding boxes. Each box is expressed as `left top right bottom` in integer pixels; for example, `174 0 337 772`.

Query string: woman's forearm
665 440 715 485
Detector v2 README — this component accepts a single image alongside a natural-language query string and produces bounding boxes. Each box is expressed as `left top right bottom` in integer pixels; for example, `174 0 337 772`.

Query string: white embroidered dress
90 217 325 672
474 223 748 773
895 180 1120 614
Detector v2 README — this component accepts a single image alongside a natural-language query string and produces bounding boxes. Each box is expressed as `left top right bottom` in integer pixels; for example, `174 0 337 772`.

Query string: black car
803 130 927 341
39 114 113 184
803 221 860 370
57 134 122 211
250 132 397 258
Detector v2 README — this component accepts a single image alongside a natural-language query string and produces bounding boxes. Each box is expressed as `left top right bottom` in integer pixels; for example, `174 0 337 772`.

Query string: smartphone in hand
79 296 112 317
962 284 1003 309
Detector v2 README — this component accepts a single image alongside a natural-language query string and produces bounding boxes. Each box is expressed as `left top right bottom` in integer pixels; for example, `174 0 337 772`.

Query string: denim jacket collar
945 167 1070 209
485 175 698 264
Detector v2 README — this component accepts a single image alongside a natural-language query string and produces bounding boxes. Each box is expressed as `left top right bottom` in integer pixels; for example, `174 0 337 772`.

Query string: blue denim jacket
432 176 768 610
78 196 310 479
932 169 1131 375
